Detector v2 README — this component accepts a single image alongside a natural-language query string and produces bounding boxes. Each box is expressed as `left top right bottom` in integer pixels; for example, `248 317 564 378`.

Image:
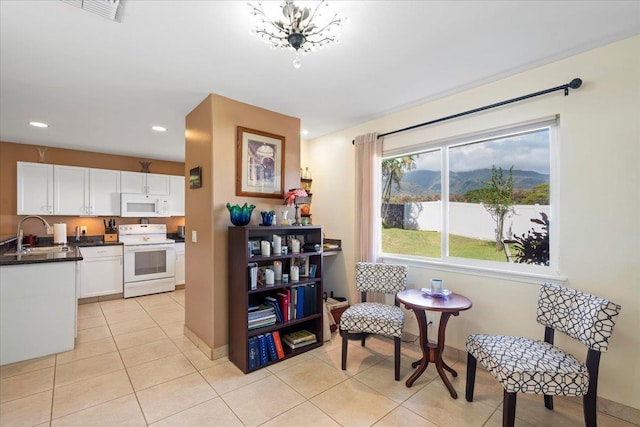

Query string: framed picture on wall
236 126 285 199
189 166 202 189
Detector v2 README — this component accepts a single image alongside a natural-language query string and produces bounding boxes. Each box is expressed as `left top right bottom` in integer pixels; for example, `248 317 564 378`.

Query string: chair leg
465 353 477 402
341 329 348 371
503 390 517 427
544 394 553 410
394 336 401 381
583 388 597 427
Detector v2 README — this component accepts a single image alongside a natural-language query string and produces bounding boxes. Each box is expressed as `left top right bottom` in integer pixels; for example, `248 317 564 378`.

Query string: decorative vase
260 210 276 226
226 203 255 226
280 210 289 225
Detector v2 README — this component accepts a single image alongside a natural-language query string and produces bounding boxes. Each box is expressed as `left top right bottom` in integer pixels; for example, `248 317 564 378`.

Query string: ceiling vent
60 0 125 22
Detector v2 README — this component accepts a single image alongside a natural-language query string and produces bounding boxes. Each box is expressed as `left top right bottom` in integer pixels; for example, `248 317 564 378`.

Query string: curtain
354 132 383 303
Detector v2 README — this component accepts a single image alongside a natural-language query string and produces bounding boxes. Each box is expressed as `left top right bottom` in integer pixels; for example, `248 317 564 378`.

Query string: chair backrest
536 283 621 352
355 262 407 295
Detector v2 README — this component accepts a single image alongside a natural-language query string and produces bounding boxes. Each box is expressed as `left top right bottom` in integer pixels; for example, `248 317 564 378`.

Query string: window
381 119 556 275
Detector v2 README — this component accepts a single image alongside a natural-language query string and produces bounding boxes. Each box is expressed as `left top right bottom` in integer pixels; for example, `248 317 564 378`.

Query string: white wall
304 36 640 409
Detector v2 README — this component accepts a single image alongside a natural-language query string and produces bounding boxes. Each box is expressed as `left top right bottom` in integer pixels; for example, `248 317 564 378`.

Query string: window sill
379 254 567 285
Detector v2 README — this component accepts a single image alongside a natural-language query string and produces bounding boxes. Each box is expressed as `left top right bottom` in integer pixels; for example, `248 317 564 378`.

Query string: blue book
265 333 279 361
248 337 259 370
257 334 269 366
295 285 304 319
264 297 283 323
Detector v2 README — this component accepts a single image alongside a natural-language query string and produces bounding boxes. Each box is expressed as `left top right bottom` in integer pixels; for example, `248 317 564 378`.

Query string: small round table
396 288 472 398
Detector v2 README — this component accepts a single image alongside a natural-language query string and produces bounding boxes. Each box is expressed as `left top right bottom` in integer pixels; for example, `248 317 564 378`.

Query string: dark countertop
167 233 185 243
0 235 123 266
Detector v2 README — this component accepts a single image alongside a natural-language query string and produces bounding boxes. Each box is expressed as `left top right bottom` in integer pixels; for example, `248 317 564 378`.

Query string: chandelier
248 1 345 68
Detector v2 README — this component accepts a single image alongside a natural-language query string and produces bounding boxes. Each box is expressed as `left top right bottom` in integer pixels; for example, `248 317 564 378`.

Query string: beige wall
185 94 300 352
0 141 185 238
303 36 640 409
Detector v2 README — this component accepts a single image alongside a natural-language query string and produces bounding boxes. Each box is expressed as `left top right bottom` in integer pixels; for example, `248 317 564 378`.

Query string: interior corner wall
185 93 301 354
302 35 640 409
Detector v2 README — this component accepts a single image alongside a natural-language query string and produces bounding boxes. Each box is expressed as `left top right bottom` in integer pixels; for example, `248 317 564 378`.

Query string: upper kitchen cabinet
54 166 121 216
121 171 170 195
17 162 54 215
169 175 185 216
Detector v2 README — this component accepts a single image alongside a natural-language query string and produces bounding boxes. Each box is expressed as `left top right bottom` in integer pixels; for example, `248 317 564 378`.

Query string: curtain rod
352 78 582 144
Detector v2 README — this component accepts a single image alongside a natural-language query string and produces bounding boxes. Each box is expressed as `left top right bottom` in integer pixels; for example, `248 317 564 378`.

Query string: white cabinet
121 171 170 195
17 162 54 215
89 169 121 215
175 242 185 285
54 166 120 216
54 165 89 215
169 175 185 216
79 246 123 298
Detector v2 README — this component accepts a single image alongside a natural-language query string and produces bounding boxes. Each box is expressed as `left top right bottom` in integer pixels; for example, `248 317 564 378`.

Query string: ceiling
1 1 639 162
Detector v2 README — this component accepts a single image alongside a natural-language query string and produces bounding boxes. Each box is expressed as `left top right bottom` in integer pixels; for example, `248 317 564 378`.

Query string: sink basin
3 246 72 256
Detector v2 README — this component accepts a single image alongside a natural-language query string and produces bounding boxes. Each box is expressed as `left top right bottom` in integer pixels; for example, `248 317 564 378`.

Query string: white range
118 224 175 298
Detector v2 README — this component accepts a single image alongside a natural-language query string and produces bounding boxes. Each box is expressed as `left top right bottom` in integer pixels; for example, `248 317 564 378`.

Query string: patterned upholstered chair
466 283 621 427
340 262 407 380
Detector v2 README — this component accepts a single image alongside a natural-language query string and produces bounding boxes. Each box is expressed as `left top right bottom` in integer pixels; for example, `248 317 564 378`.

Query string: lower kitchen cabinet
79 246 123 298
175 242 185 285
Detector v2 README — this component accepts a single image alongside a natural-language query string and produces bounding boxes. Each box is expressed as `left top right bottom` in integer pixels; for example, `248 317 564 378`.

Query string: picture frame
296 257 310 277
309 264 317 278
248 240 261 257
236 126 285 199
189 166 202 189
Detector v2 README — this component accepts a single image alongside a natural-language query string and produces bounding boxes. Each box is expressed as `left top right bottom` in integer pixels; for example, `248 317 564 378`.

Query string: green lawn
382 228 507 262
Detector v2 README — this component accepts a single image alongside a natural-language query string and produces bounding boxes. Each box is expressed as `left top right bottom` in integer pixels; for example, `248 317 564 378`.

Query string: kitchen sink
3 246 72 256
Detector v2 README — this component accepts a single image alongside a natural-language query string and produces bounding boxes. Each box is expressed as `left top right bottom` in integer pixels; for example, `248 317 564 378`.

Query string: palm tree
381 156 416 221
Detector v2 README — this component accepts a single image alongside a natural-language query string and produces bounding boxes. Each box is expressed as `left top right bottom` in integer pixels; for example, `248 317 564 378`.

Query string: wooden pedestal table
396 288 472 398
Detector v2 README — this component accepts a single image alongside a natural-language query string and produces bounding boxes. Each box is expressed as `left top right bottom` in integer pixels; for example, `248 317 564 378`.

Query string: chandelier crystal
248 1 345 68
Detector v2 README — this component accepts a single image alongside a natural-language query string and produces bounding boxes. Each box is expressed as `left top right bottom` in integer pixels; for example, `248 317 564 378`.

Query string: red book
276 290 290 322
271 330 285 359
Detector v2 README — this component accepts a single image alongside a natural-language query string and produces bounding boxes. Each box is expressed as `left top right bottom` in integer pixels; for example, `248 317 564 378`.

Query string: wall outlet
80 226 87 235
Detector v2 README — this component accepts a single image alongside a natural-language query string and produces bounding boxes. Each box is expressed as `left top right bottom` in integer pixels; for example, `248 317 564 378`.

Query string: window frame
380 116 565 284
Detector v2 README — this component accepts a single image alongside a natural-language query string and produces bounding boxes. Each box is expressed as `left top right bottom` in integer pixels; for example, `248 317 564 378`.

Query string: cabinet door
90 168 121 215
169 175 185 216
17 162 54 215
175 249 185 285
80 248 123 298
54 165 90 215
120 171 146 194
146 173 170 195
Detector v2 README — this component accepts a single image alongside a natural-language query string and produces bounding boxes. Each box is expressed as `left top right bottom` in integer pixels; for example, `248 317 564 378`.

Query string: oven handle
124 244 175 253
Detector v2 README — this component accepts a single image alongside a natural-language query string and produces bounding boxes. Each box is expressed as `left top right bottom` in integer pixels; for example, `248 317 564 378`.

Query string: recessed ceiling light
151 126 167 132
29 121 48 128
301 129 309 136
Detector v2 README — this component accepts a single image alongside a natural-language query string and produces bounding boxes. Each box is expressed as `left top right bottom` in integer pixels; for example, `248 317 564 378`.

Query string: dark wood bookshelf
228 225 323 373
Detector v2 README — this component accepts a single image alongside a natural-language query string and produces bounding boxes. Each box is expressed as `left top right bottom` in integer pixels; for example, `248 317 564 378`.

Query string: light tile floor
0 289 634 426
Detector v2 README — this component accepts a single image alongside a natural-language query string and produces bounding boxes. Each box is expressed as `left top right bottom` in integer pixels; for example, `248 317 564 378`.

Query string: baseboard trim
447 345 639 424
183 325 228 361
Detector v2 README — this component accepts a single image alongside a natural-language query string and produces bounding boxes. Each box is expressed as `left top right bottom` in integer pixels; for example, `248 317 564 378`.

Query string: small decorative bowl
226 203 255 226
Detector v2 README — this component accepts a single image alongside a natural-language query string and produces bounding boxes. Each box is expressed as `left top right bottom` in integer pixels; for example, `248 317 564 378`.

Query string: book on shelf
248 262 258 290
282 329 316 345
264 296 283 323
265 332 279 361
282 336 318 350
271 330 285 359
275 290 290 322
293 285 304 319
248 336 260 370
257 334 269 366
248 316 276 330
304 283 316 317
248 305 276 329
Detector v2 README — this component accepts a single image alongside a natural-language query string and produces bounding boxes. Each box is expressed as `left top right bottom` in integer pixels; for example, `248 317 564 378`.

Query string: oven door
123 243 175 283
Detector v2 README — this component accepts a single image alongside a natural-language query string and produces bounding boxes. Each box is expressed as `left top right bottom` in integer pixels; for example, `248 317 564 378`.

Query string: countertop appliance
177 225 185 238
119 224 175 298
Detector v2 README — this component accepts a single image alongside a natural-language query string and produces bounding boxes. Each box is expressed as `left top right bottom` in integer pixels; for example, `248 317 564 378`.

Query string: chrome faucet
16 215 52 254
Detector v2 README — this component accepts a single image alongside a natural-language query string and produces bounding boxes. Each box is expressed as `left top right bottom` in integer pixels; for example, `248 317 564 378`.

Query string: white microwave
120 193 170 217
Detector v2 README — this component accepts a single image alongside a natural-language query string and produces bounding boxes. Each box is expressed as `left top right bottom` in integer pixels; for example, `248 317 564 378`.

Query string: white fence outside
404 201 549 241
